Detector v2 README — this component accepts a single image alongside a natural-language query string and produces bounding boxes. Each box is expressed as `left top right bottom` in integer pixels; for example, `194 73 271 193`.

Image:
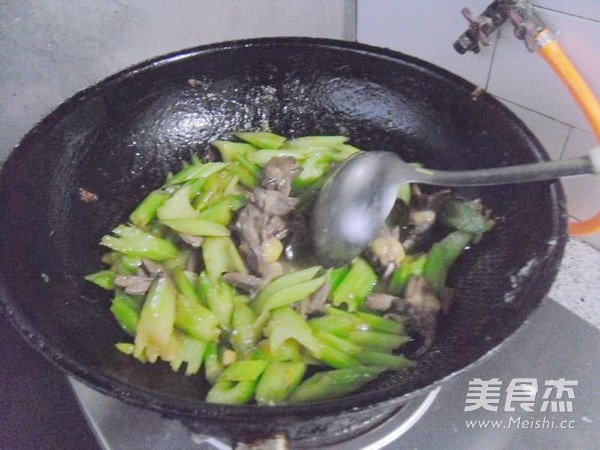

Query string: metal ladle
312 148 600 267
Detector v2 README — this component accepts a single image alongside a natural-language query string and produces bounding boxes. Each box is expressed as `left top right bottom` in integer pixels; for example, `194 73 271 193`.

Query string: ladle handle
415 147 600 187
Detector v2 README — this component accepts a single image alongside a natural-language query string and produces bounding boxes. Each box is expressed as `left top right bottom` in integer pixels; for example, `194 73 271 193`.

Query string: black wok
0 38 567 445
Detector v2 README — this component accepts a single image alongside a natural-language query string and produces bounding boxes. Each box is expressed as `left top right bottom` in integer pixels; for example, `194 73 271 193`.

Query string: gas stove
69 299 598 449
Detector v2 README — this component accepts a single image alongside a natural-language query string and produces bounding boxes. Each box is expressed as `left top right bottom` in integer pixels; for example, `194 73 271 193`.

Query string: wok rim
0 36 568 421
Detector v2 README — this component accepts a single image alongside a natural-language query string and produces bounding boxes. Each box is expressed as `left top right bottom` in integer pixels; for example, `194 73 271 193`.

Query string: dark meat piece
252 189 299 216
180 233 204 248
114 275 153 296
261 156 302 195
298 281 331 317
368 224 405 276
404 276 441 355
142 259 164 277
402 188 451 252
223 272 266 293
365 293 401 312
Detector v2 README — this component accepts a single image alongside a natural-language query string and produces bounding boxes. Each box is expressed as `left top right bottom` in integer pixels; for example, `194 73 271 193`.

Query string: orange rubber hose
537 30 600 235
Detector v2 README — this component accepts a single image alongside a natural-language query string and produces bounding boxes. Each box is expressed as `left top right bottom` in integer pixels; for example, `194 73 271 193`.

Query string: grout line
532 5 600 24
558 126 574 160
484 26 501 91
345 0 358 42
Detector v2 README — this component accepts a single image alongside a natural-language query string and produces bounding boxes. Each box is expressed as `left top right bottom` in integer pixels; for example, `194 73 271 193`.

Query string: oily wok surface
0 38 567 422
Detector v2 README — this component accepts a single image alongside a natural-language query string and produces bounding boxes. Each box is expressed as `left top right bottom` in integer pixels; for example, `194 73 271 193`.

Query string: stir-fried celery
86 131 494 405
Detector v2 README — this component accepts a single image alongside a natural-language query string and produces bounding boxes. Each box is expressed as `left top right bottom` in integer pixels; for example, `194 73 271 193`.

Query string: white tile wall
0 0 354 160
357 0 600 249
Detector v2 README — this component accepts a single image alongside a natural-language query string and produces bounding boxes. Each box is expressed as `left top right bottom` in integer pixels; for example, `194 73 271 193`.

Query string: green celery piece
331 258 377 311
249 149 308 165
255 266 321 305
255 362 307 405
259 275 327 312
226 160 259 188
101 251 121 266
211 141 256 162
174 294 221 341
313 330 361 356
356 350 414 369
356 312 405 335
204 342 224 385
331 143 361 159
194 170 234 210
130 190 170 227
231 304 269 359
202 236 247 281
295 153 331 184
440 199 494 234
235 132 287 149
164 161 226 186
219 360 268 382
172 268 202 303
256 338 303 362
206 380 257 405
266 307 321 357
100 225 179 261
308 315 356 337
198 272 234 330
161 218 230 237
287 367 384 404
157 185 199 221
281 135 348 149
170 333 207 375
110 291 142 336
348 330 411 351
388 254 427 296
85 270 115 290
134 276 177 357
329 265 350 292
316 341 362 369
186 176 208 199
423 230 472 292
115 342 134 355
162 249 190 271
198 199 233 225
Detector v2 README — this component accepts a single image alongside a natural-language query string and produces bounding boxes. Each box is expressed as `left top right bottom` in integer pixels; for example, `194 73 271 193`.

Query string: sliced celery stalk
194 170 235 211
85 270 115 290
356 311 405 335
331 258 377 311
170 333 207 375
255 362 307 405
231 303 269 359
204 342 224 385
287 367 384 404
315 341 361 369
249 149 308 165
235 132 286 149
356 350 413 369
219 360 268 382
266 307 321 357
198 272 234 330
157 185 199 221
313 330 361 356
348 330 411 351
281 136 348 149
308 315 356 336
100 225 179 261
160 218 230 237
130 190 170 227
259 275 327 312
389 254 427 296
110 291 141 336
202 236 247 281
329 265 350 292
174 294 220 341
256 338 303 362
164 162 226 186
206 380 257 405
396 184 412 205
134 276 177 359
211 141 256 162
255 266 321 304
172 268 202 303
115 342 134 355
423 230 472 292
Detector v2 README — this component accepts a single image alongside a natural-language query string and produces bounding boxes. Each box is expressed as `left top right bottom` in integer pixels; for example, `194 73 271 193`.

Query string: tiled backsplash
358 0 600 249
